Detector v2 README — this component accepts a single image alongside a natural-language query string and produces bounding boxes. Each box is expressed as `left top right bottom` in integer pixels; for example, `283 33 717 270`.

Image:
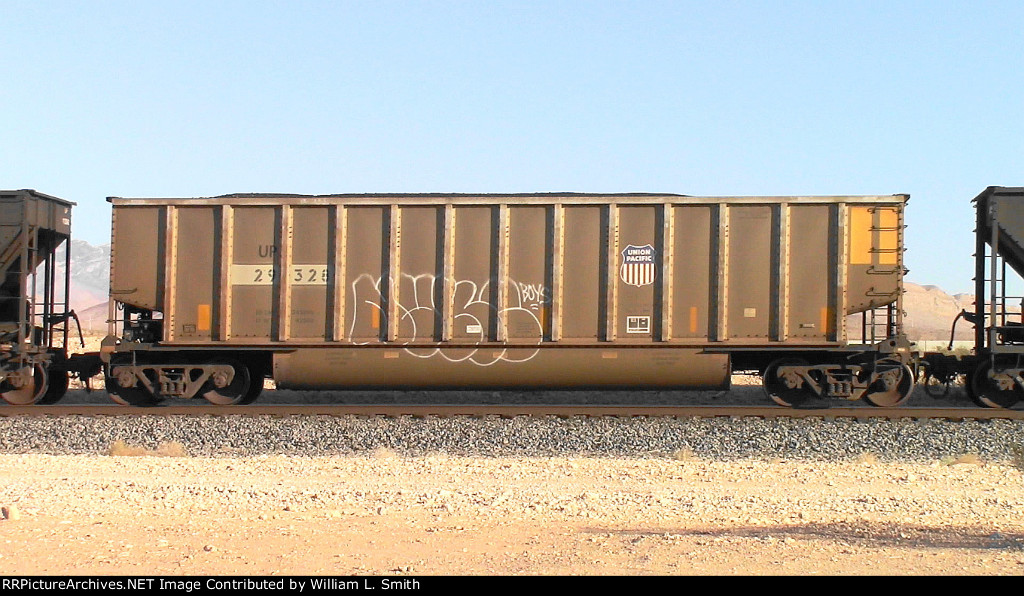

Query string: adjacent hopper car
1 187 1022 408
0 190 77 405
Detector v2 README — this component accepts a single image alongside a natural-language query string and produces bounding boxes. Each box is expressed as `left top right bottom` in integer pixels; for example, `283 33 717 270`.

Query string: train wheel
106 368 161 406
970 360 1022 409
202 362 253 405
241 369 264 404
0 365 47 405
763 358 811 407
865 364 915 407
965 369 980 405
36 368 70 405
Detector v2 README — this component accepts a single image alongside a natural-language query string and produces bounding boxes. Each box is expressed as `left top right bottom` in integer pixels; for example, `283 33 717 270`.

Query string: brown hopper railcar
94 192 913 406
952 186 1024 408
0 190 77 405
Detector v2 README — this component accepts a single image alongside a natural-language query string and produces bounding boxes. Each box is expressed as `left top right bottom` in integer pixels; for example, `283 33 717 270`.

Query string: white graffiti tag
348 273 548 366
516 282 546 307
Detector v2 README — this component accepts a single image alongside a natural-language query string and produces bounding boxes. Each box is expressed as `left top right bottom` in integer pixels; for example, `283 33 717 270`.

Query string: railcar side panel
110 195 907 351
105 193 907 392
109 206 162 311
345 206 386 342
727 205 772 340
670 205 712 340
561 206 601 340
396 206 439 342
506 206 548 341
786 205 831 340
452 206 494 341
171 207 215 342
230 206 274 339
290 206 330 339
616 206 657 339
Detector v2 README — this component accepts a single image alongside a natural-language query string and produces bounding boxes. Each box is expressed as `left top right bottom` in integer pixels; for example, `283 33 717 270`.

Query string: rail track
2 403 1023 420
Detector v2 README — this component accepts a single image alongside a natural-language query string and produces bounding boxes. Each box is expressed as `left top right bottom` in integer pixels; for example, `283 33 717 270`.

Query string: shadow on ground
587 523 1024 551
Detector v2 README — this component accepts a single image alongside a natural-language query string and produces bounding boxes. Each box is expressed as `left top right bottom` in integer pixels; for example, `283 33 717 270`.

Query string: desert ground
2 450 1023 576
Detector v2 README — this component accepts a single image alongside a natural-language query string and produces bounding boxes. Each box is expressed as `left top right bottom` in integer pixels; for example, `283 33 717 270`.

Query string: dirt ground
2 451 1024 576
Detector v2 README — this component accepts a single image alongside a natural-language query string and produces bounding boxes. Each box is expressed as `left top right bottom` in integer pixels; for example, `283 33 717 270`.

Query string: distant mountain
57 240 110 332
76 301 109 334
900 282 976 342
59 240 108 301
56 240 1007 342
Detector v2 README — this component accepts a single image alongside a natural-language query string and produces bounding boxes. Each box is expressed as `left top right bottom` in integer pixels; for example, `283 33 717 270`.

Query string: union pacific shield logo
620 244 657 287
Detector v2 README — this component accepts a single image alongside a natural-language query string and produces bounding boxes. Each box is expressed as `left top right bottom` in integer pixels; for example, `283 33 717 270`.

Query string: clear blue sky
2 0 1022 294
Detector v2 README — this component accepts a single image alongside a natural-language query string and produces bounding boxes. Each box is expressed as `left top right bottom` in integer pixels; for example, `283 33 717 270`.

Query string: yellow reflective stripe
849 206 873 265
197 304 211 332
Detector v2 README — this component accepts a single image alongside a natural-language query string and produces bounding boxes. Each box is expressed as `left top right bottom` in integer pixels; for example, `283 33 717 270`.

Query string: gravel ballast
2 413 1022 462
3 379 1018 462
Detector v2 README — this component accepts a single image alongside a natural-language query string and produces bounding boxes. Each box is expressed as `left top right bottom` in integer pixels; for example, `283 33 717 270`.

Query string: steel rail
1 404 1023 420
